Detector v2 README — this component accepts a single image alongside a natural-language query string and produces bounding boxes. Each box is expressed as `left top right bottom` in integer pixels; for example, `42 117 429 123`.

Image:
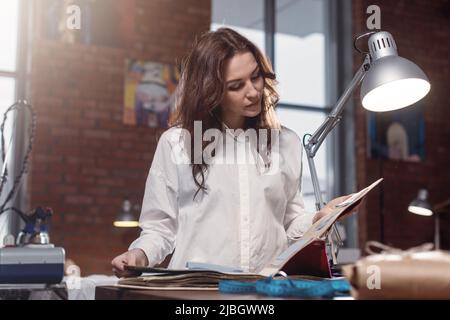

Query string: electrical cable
0 100 36 219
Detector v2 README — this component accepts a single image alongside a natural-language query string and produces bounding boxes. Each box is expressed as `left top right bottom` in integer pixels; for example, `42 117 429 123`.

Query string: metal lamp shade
361 55 430 112
113 211 139 227
408 189 433 216
408 200 433 216
113 199 139 227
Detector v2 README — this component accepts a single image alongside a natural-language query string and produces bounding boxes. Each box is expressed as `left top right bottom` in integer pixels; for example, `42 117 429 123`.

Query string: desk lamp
304 31 430 265
113 199 139 228
408 189 449 250
408 189 433 216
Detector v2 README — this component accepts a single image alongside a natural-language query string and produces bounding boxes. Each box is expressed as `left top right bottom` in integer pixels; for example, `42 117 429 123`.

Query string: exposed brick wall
352 1 450 250
29 0 210 275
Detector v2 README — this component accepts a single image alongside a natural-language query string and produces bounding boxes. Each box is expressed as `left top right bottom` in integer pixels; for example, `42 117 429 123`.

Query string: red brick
29 0 210 274
354 0 450 251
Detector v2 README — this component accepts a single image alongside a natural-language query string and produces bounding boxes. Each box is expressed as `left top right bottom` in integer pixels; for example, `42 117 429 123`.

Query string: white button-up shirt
129 126 314 273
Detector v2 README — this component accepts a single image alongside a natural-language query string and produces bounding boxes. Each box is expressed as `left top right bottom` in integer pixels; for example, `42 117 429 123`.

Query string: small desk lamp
409 190 449 250
304 31 431 265
113 199 139 228
408 189 433 216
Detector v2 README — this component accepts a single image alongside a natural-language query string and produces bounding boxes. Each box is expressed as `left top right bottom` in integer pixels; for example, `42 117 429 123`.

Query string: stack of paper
118 268 264 289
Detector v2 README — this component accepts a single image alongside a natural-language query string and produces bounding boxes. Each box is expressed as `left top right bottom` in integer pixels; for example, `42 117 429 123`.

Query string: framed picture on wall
123 60 180 128
368 102 426 162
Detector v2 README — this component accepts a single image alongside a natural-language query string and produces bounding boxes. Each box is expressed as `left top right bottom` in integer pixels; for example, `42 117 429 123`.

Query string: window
0 0 21 243
211 1 348 222
0 0 19 107
274 0 332 211
211 0 265 52
0 78 16 112
275 0 327 107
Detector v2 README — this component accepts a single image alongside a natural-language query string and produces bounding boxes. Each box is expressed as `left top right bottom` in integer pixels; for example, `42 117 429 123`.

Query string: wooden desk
94 286 343 319
95 285 301 300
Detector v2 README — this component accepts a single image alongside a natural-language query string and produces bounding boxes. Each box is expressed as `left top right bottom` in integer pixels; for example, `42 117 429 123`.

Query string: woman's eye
228 84 242 91
228 72 261 90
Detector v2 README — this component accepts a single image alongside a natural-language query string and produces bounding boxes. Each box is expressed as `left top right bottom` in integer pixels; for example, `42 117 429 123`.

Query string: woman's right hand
111 248 149 278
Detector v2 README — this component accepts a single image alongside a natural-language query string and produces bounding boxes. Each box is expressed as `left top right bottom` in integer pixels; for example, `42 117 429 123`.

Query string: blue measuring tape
219 277 351 298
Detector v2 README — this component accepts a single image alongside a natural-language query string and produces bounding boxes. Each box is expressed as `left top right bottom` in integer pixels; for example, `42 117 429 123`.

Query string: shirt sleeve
283 136 315 242
128 131 179 266
284 179 315 242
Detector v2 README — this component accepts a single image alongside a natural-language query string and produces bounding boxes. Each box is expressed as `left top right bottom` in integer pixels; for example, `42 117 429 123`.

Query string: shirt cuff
286 212 315 241
128 236 158 267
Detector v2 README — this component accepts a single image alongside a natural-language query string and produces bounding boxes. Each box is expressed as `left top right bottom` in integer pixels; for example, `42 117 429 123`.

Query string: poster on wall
368 102 426 162
123 60 179 128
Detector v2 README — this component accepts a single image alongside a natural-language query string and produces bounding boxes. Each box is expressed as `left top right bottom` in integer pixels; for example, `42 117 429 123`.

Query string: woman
112 28 352 277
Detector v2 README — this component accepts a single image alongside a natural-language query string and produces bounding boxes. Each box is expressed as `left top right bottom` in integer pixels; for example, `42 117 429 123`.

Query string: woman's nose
245 82 259 101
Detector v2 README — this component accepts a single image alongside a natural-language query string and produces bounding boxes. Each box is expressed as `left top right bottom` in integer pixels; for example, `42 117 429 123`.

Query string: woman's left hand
312 194 362 224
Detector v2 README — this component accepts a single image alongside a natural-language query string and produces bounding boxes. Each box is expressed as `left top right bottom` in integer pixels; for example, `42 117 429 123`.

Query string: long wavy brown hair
170 27 280 198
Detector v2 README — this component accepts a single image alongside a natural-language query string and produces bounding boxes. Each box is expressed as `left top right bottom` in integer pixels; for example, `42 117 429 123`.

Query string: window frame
210 0 357 247
0 0 32 239
267 0 335 199
265 0 357 247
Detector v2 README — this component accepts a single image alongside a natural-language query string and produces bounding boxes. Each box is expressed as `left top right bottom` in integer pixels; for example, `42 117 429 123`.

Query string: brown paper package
342 250 450 299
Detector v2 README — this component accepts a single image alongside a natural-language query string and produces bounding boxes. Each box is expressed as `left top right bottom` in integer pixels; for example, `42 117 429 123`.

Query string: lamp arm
303 54 371 266
304 54 371 211
306 54 371 160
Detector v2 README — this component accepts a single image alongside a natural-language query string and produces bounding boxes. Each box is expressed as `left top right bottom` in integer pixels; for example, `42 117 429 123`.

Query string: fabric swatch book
118 178 383 289
118 268 265 289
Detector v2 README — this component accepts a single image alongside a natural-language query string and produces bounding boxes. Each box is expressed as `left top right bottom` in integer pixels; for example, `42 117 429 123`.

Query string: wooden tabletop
95 285 302 300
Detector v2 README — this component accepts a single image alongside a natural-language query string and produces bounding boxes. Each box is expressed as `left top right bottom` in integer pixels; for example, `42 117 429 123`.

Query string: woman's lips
245 101 260 109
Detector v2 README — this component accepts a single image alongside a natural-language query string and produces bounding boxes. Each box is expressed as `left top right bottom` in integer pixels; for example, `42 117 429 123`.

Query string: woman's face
220 51 264 125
